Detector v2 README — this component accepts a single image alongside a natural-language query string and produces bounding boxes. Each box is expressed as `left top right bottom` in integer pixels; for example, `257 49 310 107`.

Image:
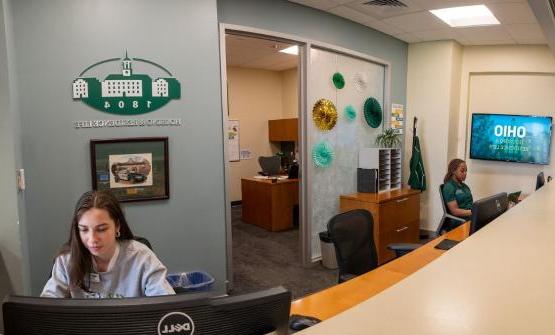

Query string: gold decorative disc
312 99 337 131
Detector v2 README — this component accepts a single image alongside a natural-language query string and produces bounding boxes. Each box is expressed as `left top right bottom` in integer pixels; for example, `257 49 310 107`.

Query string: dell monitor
2 286 291 335
470 193 508 235
536 172 545 190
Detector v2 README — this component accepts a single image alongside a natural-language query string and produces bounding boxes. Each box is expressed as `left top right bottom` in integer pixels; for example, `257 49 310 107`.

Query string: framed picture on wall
90 137 169 202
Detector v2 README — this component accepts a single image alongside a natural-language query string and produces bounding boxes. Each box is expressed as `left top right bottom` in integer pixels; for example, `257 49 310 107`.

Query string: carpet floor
229 206 336 300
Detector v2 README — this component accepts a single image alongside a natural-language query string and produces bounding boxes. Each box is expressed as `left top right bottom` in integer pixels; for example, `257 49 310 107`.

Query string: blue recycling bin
167 271 215 293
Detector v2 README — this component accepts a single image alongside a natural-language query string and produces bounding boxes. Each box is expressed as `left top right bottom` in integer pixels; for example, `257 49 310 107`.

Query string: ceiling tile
515 39 549 45
412 28 462 41
457 26 514 42
487 2 537 24
382 11 448 32
394 32 423 43
288 0 339 11
328 5 377 25
409 0 488 10
505 23 546 41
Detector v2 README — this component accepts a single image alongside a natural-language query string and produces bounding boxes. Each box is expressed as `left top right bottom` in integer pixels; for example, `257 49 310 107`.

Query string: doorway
220 29 335 299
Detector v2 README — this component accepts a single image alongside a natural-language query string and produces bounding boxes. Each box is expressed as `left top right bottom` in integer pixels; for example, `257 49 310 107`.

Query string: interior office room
1 0 555 334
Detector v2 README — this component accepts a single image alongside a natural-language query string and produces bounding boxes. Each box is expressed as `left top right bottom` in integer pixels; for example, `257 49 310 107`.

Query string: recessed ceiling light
430 5 500 28
279 45 298 55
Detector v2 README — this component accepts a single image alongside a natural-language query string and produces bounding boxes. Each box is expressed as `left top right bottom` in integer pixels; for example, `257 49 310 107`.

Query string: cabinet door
377 195 420 263
268 118 298 141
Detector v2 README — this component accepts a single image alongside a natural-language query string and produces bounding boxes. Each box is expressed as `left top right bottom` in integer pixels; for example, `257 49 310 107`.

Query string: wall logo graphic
72 52 180 115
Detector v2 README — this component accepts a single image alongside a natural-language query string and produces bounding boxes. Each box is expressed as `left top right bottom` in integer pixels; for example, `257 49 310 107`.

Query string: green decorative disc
312 141 335 168
344 105 356 121
332 72 345 89
363 97 382 128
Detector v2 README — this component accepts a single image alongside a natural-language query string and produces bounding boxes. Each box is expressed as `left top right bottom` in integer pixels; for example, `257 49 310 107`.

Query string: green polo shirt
442 179 473 210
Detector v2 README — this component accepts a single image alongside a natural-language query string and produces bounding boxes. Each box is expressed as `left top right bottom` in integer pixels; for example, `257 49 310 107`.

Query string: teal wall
6 0 226 295
1 0 408 296
217 0 408 106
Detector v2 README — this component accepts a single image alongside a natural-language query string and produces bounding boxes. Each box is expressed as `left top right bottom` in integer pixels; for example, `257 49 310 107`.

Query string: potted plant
375 128 402 148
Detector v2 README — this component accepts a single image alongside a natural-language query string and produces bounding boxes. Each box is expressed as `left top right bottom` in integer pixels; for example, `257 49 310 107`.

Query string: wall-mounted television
470 113 552 164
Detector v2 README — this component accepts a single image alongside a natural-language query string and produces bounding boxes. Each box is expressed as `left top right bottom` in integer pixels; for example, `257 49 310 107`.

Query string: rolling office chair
258 156 281 176
327 209 419 283
436 184 466 236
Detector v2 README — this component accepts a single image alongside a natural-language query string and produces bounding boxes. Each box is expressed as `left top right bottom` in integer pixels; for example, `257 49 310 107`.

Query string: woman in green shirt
442 159 473 219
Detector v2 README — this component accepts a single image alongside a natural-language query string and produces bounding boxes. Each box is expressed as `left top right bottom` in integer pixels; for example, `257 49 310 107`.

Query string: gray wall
0 0 23 295
217 0 408 106
7 0 226 295
2 0 409 296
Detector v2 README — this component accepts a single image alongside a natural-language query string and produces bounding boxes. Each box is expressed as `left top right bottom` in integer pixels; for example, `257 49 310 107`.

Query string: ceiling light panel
430 5 500 28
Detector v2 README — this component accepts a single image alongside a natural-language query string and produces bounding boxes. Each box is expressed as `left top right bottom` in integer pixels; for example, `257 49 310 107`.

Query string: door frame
218 23 392 292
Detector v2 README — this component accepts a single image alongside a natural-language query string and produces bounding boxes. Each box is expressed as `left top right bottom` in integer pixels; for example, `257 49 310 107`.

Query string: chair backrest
439 184 450 214
327 209 377 280
258 156 281 176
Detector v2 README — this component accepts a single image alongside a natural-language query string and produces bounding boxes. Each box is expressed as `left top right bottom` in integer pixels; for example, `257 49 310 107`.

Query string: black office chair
327 209 419 283
258 156 281 176
436 184 466 236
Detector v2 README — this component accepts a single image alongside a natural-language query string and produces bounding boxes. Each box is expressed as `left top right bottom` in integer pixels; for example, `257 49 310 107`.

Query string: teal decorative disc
363 97 382 128
312 141 335 168
344 105 356 121
332 72 345 89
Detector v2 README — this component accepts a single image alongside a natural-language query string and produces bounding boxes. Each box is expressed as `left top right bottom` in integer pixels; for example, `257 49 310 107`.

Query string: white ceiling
288 0 547 45
226 34 299 71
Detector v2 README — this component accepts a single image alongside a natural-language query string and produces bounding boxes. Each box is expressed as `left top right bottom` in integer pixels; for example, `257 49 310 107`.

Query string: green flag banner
408 135 426 191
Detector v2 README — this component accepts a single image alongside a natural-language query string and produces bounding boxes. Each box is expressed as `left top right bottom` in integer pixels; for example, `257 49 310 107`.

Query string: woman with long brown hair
442 159 473 220
41 190 174 298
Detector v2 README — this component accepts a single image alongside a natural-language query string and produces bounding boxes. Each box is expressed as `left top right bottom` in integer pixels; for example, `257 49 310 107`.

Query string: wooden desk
291 222 469 320
241 177 299 231
296 183 555 334
340 188 421 264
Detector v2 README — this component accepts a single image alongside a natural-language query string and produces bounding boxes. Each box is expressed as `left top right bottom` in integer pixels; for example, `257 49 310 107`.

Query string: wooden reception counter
293 183 555 334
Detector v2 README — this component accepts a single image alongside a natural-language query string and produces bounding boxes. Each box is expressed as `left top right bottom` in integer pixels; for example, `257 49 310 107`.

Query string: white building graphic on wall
72 52 179 100
73 79 89 98
152 78 169 97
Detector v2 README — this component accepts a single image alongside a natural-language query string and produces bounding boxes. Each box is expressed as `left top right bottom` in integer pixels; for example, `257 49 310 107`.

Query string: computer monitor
2 286 291 335
258 156 281 176
470 193 508 235
536 172 545 190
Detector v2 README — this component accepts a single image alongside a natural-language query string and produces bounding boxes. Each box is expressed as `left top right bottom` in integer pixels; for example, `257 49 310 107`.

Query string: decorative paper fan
344 105 356 121
352 72 368 92
332 72 345 89
312 141 335 168
312 99 338 131
363 97 382 128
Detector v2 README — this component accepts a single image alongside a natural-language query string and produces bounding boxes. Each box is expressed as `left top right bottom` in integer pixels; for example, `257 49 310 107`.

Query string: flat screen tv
470 113 552 164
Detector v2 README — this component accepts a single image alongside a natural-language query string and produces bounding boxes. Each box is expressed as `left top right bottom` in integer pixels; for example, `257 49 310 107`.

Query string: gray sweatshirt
41 240 175 298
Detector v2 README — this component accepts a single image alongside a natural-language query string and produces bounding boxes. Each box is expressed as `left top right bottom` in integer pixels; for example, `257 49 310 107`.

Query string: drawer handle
396 226 408 233
396 198 409 203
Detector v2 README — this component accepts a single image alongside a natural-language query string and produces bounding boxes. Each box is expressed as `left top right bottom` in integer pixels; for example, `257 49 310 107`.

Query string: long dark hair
443 159 465 183
59 190 134 290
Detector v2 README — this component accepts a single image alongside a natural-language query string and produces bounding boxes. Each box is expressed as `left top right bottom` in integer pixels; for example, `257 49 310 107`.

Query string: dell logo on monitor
158 312 194 335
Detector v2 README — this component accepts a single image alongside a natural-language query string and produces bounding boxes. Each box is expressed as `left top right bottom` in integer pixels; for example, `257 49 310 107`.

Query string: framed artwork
90 137 169 202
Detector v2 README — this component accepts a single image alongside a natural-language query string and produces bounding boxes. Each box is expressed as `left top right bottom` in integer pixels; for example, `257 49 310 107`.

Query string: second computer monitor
470 192 508 235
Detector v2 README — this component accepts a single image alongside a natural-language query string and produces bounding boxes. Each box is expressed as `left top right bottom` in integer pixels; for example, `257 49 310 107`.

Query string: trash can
319 231 338 269
167 271 215 294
